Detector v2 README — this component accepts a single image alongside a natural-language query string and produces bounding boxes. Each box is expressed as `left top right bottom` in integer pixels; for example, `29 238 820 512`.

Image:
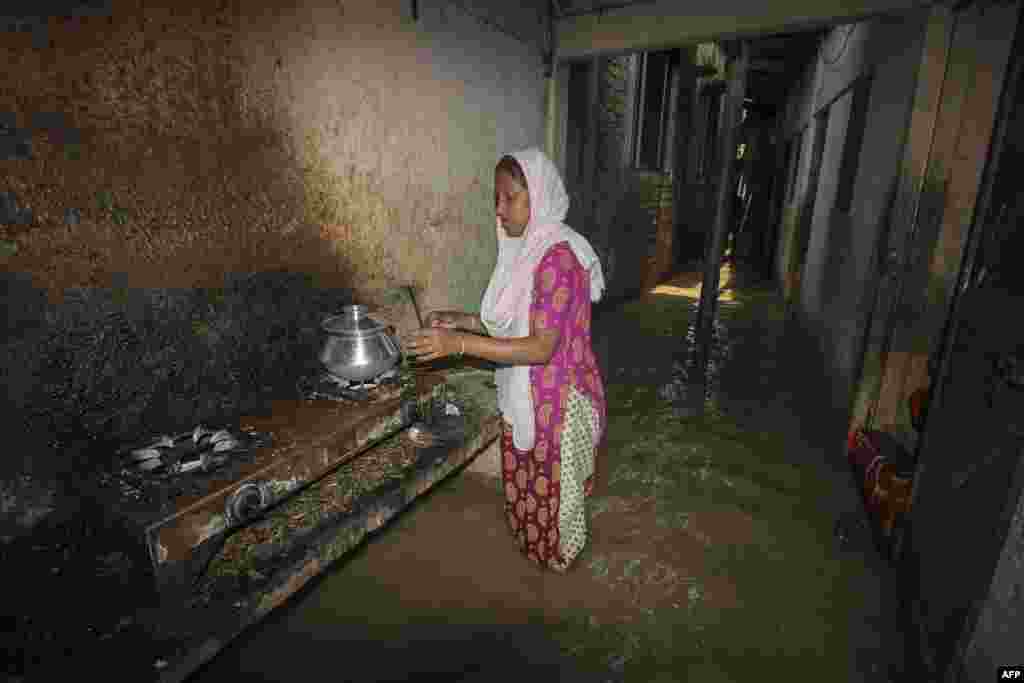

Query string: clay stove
84 366 445 598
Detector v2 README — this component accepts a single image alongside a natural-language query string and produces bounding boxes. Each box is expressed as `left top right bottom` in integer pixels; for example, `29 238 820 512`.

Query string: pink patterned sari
501 242 606 572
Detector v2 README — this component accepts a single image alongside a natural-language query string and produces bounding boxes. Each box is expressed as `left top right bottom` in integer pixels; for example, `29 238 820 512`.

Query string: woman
404 148 606 572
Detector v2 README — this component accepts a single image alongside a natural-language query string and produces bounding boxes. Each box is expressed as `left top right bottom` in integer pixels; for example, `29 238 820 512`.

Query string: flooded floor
190 265 907 682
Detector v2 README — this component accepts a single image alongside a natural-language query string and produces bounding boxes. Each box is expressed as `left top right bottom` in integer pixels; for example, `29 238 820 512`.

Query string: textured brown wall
1 0 544 311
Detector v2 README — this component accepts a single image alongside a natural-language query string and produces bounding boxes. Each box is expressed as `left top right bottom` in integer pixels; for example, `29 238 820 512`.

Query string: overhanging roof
554 0 933 59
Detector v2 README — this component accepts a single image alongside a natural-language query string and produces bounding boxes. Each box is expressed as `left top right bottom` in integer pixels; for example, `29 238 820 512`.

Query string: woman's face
495 170 530 237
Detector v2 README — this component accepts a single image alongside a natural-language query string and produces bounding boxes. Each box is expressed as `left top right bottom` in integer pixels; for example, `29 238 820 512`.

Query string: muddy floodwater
191 266 905 682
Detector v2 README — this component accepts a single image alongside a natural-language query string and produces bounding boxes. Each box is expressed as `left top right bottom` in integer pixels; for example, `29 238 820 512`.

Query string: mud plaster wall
776 11 925 414
1 0 547 307
0 0 547 538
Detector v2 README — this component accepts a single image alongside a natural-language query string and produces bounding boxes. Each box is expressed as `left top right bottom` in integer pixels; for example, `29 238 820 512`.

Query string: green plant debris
655 509 689 530
206 287 227 309
94 190 130 225
191 320 212 338
589 496 614 518
0 240 18 257
96 191 114 212
588 554 610 581
111 286 131 307
622 557 642 580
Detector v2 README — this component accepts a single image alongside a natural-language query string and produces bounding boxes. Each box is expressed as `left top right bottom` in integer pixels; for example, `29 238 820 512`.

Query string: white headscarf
480 147 605 451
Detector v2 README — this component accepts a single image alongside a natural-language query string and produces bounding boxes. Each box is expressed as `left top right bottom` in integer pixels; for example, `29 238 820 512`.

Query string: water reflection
657 299 734 417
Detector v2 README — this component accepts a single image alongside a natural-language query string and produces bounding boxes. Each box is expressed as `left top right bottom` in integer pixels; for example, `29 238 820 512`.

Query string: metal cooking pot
319 305 402 382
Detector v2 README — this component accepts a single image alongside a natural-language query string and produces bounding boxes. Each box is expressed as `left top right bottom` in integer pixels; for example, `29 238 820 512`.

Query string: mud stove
83 368 447 600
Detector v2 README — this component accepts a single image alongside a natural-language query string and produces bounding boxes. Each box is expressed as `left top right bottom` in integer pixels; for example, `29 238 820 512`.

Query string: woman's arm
462 328 557 365
404 327 558 366
409 244 579 366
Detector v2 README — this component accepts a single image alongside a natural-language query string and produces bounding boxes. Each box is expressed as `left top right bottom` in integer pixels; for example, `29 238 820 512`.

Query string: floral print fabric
500 241 606 571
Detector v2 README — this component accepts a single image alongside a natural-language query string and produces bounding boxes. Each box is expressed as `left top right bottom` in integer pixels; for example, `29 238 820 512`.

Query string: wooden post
688 41 748 415
684 68 710 265
688 77 707 186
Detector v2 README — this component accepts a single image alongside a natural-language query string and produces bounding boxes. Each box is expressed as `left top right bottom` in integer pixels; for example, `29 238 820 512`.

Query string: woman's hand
424 310 479 332
403 328 462 362
423 310 461 329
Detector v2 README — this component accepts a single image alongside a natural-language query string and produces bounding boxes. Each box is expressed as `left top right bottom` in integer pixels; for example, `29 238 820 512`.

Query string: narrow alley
191 264 909 682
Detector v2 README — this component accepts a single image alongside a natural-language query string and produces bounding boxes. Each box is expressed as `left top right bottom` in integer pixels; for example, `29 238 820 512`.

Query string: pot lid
322 305 388 336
